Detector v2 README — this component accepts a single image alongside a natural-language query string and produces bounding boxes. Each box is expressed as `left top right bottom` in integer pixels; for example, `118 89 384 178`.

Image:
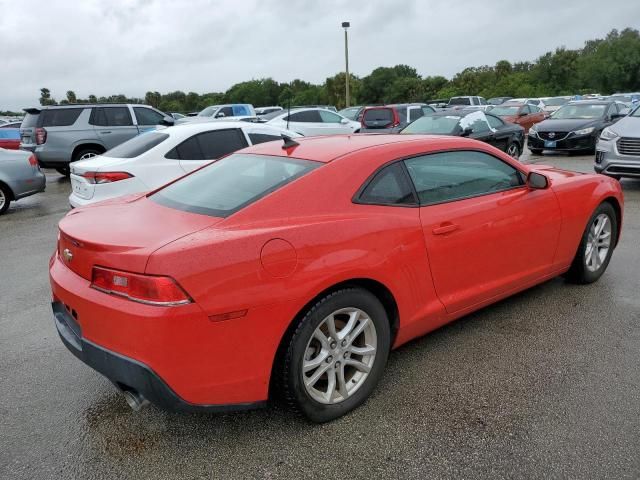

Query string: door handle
100 131 112 134
432 222 460 235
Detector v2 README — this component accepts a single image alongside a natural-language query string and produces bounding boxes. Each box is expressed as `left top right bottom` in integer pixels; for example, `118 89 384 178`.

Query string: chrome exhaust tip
122 390 150 411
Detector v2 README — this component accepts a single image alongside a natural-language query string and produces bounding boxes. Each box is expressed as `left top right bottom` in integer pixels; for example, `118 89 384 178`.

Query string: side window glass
486 115 503 129
166 136 202 160
318 110 342 123
358 163 416 206
134 107 164 125
289 111 322 122
248 132 282 145
408 107 425 123
404 151 524 205
102 107 133 126
219 107 234 117
470 117 490 133
197 129 247 159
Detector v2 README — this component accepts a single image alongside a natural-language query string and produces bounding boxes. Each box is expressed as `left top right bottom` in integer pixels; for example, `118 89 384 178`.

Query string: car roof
567 100 614 105
240 134 465 163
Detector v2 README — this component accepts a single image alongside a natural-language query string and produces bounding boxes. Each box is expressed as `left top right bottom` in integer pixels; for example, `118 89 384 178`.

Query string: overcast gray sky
1 0 639 110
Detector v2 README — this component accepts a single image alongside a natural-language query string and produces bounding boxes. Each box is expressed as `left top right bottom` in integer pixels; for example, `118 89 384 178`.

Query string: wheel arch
268 277 400 399
0 179 15 201
71 142 106 162
602 196 622 247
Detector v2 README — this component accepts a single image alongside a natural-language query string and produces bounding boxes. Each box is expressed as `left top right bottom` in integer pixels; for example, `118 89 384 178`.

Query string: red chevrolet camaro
50 134 623 422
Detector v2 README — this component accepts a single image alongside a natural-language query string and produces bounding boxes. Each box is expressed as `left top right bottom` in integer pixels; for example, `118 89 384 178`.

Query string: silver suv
595 106 640 179
20 104 172 175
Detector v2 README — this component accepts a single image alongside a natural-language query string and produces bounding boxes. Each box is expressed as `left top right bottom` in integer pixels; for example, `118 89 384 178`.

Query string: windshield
630 106 640 117
401 115 460 134
551 104 606 119
103 132 169 158
338 107 360 120
198 106 219 117
151 153 320 217
489 106 520 116
448 97 471 106
545 97 570 106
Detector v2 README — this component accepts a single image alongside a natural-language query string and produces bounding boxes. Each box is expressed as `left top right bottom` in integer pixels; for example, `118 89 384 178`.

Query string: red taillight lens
27 154 38 167
35 127 47 145
82 171 133 184
91 266 191 306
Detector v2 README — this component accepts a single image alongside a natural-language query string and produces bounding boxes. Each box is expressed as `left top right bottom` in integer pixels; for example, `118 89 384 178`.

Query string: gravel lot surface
1 149 639 479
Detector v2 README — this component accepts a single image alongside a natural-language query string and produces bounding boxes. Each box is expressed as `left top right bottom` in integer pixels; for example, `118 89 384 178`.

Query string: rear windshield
151 153 320 217
490 106 520 116
401 115 461 135
21 113 40 128
448 97 471 106
103 132 169 158
363 108 394 126
40 108 83 127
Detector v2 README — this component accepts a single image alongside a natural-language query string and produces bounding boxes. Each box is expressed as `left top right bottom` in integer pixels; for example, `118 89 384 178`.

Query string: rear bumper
53 301 266 413
12 170 46 200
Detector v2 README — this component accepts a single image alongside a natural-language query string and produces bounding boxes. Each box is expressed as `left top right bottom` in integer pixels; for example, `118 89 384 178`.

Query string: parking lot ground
1 151 639 479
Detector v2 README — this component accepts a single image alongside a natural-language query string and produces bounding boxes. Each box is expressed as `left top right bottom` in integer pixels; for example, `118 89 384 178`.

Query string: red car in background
50 134 623 422
489 102 547 133
0 122 22 150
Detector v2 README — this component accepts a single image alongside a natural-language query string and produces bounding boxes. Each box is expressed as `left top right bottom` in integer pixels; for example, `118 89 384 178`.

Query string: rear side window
404 151 524 206
102 132 169 158
287 110 322 122
318 110 342 123
21 113 40 128
134 107 165 126
248 132 282 145
151 153 320 217
165 129 248 160
357 163 416 206
92 107 133 126
40 108 83 127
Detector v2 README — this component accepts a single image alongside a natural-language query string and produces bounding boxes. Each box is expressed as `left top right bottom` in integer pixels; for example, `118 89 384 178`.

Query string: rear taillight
91 266 191 306
35 127 47 145
27 154 38 167
82 171 133 184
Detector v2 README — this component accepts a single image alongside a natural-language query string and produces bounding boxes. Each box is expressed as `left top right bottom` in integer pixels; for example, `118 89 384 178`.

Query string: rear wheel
0 183 12 215
279 288 390 422
59 148 102 177
565 202 617 284
506 142 521 159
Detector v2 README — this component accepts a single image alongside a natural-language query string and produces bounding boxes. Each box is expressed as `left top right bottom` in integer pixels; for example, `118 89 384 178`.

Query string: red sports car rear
50 134 623 422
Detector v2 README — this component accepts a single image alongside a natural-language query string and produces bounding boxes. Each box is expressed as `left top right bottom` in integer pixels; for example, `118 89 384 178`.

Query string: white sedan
69 121 300 208
266 108 361 136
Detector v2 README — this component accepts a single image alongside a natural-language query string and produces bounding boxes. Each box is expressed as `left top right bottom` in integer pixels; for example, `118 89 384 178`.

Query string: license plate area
71 177 91 199
544 140 557 148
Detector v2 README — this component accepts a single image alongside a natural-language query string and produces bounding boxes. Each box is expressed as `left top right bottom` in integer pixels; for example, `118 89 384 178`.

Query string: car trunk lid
57 196 222 280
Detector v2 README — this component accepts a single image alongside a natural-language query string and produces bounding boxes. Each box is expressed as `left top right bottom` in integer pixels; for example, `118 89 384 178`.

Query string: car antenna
281 134 299 149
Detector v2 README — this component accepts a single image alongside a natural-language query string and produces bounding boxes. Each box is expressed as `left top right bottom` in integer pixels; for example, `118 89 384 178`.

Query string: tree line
2 27 636 117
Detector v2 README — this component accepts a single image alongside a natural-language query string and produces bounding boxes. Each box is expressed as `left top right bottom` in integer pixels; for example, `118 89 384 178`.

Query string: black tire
529 148 543 155
565 202 618 284
506 141 521 159
0 183 12 215
279 288 391 423
55 166 70 176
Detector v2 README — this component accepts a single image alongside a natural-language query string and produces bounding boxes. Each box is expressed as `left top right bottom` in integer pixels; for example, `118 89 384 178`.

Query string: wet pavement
1 150 639 479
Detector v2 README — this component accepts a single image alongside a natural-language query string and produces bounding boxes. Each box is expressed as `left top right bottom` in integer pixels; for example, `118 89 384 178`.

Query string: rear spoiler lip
23 107 42 114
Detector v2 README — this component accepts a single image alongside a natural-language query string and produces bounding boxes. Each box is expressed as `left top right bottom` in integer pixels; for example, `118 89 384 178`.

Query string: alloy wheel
507 143 519 158
302 307 377 404
78 152 97 161
0 188 5 210
585 213 612 272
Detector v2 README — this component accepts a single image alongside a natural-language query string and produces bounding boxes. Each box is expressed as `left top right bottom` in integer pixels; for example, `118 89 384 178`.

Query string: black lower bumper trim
52 302 266 413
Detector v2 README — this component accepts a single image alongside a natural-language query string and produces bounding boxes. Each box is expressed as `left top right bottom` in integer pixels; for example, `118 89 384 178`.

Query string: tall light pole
342 21 350 108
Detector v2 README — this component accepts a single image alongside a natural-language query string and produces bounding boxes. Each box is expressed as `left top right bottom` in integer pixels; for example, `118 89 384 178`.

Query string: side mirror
461 127 473 137
215 112 226 118
160 115 175 126
611 112 625 121
527 171 549 189
340 118 349 124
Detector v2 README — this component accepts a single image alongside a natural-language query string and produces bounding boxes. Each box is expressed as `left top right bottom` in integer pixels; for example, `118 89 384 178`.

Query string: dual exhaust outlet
121 389 150 411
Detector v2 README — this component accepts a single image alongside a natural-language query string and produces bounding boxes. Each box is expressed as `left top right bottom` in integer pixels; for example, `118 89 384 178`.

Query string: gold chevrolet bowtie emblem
62 248 73 262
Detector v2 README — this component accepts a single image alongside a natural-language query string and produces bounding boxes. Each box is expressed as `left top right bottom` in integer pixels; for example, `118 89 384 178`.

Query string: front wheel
565 202 618 284
280 288 391 422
